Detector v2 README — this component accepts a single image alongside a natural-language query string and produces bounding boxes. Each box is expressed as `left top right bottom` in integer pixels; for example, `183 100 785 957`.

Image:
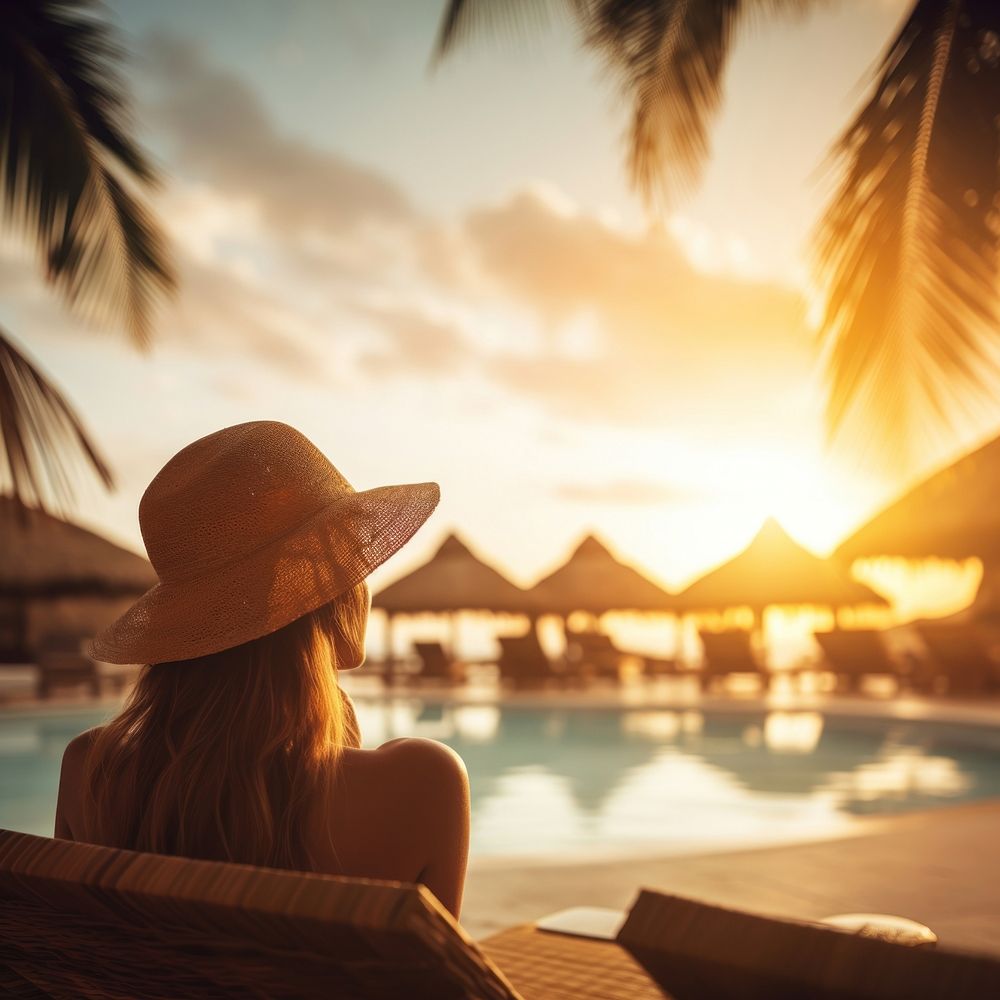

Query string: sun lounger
564 629 625 682
5 828 999 1000
563 629 668 682
915 624 1000 696
615 889 1000 999
0 827 519 1000
698 630 770 692
814 629 903 693
497 633 561 688
32 633 101 699
413 640 466 684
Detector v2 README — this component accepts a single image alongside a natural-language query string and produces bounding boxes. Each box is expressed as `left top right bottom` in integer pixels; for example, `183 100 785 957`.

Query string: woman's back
58 725 470 916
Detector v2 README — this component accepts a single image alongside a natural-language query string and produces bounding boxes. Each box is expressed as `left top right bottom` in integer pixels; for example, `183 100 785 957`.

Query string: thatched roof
528 534 674 615
836 432 1000 563
675 518 886 613
0 497 155 597
372 532 532 614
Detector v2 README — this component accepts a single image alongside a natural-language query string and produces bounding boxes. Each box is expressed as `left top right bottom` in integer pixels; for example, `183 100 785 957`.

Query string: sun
681 443 874 559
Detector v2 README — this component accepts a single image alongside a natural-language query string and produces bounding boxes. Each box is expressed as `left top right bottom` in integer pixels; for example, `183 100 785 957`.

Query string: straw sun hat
90 421 440 665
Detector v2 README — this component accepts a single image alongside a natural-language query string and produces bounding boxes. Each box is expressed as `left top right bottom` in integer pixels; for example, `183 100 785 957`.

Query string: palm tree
0 0 174 512
435 1 1000 466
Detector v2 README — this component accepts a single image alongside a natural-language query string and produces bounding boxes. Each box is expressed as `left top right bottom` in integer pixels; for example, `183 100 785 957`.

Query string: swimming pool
3 698 1000 860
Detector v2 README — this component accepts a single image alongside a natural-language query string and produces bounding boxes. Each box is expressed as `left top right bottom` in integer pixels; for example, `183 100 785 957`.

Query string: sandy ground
463 798 1000 954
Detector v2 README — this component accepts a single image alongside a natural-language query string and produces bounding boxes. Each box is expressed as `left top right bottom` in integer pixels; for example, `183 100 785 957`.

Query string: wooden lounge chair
616 889 1000 999
497 633 560 688
814 629 903 693
32 633 101 700
5 829 999 1000
915 624 1000 696
564 629 626 682
697 630 770 693
413 640 466 685
0 827 519 1000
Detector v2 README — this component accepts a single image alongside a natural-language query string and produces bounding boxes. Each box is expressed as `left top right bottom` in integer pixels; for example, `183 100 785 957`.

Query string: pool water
3 700 1000 860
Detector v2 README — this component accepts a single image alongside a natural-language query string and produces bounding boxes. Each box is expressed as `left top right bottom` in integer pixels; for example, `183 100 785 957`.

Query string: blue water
3 700 1000 859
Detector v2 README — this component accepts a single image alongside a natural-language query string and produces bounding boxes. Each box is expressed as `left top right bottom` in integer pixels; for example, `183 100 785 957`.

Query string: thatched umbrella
372 532 534 663
675 519 887 625
836 431 1000 564
0 498 155 660
528 534 674 618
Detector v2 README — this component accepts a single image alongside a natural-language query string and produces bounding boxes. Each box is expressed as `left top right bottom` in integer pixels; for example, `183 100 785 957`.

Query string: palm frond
0 324 113 514
434 0 583 62
0 0 175 346
585 0 739 206
815 0 1000 465
436 1 823 207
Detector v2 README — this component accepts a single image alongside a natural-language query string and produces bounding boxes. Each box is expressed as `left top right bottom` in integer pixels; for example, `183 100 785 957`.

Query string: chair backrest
617 889 1000 999
814 630 896 675
413 640 452 678
497 633 554 682
565 631 619 656
917 624 991 666
699 630 759 675
0 828 520 1000
916 624 996 691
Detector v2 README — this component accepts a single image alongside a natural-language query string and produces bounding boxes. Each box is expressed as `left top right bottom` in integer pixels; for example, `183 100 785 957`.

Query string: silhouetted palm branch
1 0 175 345
0 0 174 509
816 0 1000 462
0 326 113 513
435 1 820 206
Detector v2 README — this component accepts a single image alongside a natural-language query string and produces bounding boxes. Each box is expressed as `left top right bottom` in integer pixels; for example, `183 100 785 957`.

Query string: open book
617 889 1000 1000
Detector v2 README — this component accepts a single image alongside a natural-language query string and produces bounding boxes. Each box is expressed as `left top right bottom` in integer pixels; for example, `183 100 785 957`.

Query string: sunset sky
3 0 995 591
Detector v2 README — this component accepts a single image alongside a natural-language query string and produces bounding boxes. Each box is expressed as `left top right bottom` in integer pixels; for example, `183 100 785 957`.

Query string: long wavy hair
84 581 369 871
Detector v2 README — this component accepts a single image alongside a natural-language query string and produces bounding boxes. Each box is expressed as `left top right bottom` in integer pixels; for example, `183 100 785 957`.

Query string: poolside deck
465 798 1000 953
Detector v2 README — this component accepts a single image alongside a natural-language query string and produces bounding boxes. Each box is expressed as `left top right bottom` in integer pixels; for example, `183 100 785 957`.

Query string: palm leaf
434 0 582 61
435 0 822 206
0 0 175 346
815 0 1000 465
0 324 113 513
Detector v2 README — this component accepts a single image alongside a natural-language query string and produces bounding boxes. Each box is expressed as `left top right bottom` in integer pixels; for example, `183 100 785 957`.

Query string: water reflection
2 703 999 858
350 701 1000 856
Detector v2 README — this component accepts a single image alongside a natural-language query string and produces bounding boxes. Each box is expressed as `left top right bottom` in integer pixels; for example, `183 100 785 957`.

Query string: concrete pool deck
464 798 1000 953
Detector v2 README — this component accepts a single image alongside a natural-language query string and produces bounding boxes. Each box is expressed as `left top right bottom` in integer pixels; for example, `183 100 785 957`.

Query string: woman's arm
54 730 94 840
414 741 470 918
382 738 471 918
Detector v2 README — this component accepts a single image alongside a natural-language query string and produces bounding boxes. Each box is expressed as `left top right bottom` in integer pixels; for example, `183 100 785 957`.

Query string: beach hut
0 497 155 661
675 518 887 626
372 532 534 664
528 534 674 618
525 534 676 679
836 431 1000 564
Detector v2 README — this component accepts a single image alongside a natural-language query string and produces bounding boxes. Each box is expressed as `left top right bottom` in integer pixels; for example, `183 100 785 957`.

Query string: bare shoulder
377 737 466 772
62 726 103 774
55 726 103 840
342 738 468 803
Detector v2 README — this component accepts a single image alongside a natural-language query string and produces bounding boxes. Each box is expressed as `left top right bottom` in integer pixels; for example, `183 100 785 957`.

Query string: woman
54 420 470 917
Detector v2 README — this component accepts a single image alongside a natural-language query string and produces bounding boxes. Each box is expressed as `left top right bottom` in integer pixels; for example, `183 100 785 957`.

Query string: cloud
143 34 413 241
460 191 817 429
5 35 825 458
555 479 707 506
353 302 474 376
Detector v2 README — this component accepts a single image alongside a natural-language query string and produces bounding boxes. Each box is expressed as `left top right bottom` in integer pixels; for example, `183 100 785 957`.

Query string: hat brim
89 481 440 665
